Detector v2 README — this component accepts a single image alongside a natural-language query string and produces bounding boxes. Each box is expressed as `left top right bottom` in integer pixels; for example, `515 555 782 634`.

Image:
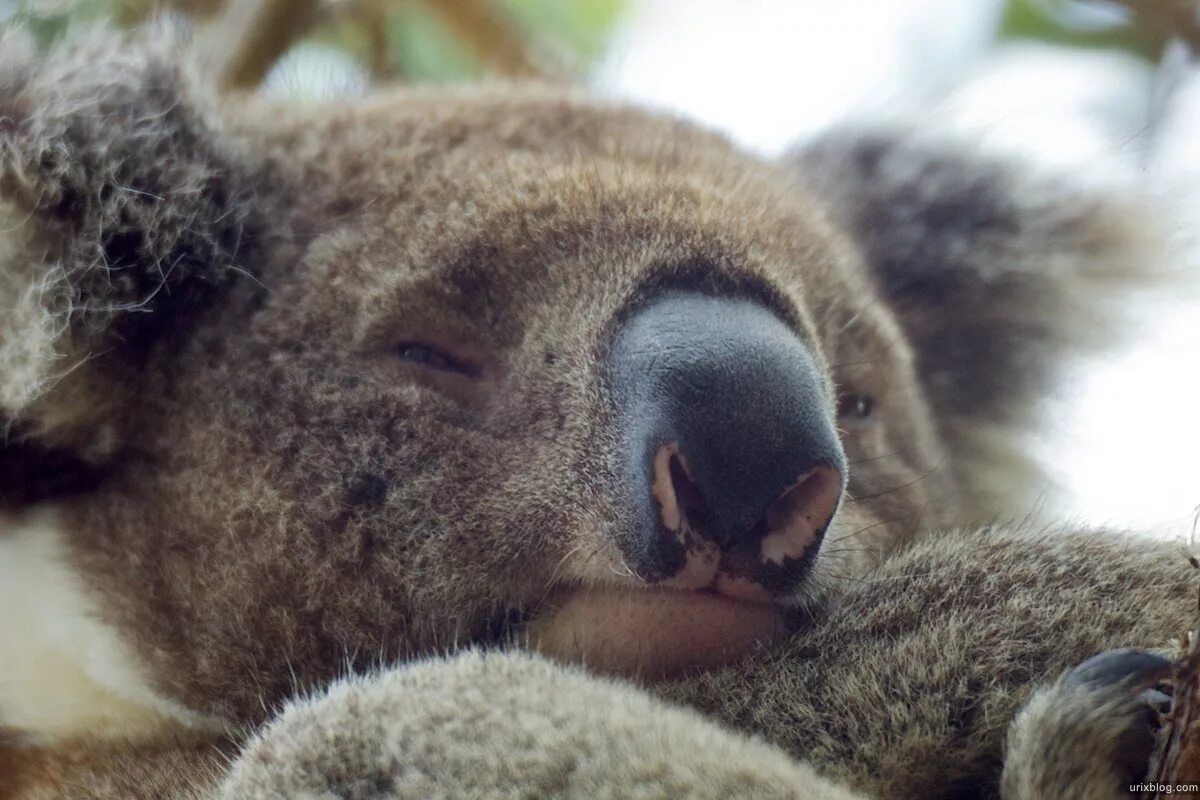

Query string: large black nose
608 291 846 594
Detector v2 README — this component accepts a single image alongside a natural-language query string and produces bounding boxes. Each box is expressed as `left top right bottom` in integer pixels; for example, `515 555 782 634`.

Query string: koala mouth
527 585 790 680
524 453 837 680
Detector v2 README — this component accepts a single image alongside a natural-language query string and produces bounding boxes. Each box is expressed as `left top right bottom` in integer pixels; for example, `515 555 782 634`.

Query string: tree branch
203 0 324 90
1111 0 1200 55
421 0 547 78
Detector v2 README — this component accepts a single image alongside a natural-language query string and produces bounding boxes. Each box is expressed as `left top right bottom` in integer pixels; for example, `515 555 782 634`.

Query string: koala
0 26 1194 800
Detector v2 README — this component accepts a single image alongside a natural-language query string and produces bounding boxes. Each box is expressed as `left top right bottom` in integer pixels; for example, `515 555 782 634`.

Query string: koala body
0 28 1188 800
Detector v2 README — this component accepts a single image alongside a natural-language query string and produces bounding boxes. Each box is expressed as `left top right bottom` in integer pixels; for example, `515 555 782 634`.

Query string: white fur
0 506 225 744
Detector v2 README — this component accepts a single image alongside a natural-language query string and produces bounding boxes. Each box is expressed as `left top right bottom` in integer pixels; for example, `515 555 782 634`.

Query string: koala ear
0 26 265 472
791 129 1170 515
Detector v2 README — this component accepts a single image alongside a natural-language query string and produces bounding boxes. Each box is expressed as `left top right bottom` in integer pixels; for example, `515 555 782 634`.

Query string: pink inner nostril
652 441 840 561
651 443 687 532
761 466 842 565
652 443 707 535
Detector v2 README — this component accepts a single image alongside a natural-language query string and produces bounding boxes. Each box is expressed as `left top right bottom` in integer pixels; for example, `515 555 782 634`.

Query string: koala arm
9 651 865 800
216 649 866 800
657 525 1196 799
23 527 1187 800
217 526 1193 800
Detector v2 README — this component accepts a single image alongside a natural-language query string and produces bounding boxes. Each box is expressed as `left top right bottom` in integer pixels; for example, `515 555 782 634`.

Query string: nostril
651 443 683 532
760 466 842 566
651 442 709 535
651 437 842 566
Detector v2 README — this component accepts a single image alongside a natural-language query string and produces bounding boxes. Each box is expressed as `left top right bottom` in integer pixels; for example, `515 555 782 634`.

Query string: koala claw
1063 648 1173 691
1002 648 1172 800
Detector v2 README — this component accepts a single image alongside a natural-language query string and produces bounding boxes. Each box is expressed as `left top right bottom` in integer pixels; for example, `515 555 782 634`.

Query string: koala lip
528 585 788 680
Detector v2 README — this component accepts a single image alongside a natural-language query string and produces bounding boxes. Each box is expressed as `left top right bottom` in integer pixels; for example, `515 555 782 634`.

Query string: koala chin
0 25 1188 800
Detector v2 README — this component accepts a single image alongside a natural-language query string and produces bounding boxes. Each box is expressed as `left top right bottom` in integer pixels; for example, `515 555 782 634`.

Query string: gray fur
0 25 268 462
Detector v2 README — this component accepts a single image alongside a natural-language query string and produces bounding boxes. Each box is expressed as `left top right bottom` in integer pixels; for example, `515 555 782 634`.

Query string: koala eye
837 393 876 424
396 342 482 379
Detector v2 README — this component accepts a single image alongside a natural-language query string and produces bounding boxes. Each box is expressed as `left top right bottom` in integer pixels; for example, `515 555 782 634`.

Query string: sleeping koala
0 27 1194 800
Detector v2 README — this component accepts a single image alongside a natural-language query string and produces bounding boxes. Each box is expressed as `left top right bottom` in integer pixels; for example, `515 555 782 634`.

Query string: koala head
0 29 1155 732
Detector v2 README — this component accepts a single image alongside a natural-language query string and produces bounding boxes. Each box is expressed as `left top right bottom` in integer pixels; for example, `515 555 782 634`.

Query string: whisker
845 460 945 504
828 516 898 544
822 546 886 556
828 358 885 370
847 450 905 467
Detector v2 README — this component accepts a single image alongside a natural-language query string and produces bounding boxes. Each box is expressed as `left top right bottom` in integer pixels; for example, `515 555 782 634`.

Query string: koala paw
1002 648 1172 800
217 650 868 800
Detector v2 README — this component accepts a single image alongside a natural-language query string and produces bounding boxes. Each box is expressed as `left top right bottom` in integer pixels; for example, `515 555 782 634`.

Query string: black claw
1064 648 1173 691
1063 649 1175 784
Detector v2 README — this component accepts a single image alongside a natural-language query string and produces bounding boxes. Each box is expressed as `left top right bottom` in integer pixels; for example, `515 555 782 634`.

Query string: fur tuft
0 25 263 453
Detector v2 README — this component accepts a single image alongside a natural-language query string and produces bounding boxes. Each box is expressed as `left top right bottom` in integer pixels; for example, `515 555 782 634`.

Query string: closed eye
396 342 483 379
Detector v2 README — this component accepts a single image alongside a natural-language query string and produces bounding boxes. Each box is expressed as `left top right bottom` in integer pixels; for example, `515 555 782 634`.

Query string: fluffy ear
0 26 265 483
791 129 1172 517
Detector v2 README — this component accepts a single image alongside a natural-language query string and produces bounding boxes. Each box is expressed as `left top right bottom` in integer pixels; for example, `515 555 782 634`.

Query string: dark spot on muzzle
343 472 390 510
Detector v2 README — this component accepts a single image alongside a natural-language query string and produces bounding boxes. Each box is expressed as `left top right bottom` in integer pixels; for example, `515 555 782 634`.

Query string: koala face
53 92 943 718
5 32 1138 732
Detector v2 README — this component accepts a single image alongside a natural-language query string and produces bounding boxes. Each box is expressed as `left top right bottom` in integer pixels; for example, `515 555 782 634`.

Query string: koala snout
608 291 846 596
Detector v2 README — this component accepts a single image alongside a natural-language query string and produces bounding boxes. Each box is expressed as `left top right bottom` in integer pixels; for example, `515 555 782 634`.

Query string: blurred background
3 0 1199 538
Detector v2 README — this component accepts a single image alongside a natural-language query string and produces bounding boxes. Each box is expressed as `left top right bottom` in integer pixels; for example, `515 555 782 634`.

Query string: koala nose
608 291 846 596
